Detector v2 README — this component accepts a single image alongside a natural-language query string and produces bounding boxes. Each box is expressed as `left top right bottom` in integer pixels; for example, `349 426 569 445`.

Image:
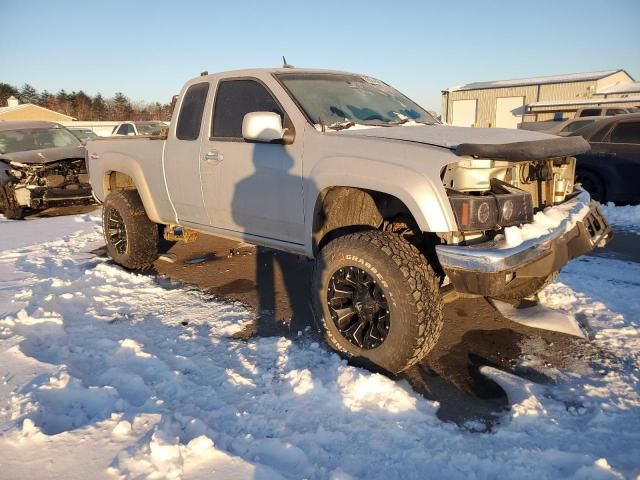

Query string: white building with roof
441 69 640 128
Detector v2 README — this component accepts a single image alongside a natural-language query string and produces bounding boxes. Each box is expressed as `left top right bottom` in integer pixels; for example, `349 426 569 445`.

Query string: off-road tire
312 230 444 374
494 271 559 303
0 184 25 220
102 190 158 269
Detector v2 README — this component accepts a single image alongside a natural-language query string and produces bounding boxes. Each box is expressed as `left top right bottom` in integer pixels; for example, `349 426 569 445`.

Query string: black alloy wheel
327 266 390 349
106 208 128 255
101 190 158 269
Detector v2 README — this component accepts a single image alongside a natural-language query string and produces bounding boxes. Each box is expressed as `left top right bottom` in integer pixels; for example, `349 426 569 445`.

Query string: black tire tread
0 184 25 220
313 230 443 373
102 190 158 269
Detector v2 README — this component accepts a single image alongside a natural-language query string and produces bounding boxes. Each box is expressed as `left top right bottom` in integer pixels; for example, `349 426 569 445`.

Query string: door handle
203 151 223 163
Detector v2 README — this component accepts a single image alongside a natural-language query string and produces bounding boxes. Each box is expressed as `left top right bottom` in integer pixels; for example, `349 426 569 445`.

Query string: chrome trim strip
435 189 593 273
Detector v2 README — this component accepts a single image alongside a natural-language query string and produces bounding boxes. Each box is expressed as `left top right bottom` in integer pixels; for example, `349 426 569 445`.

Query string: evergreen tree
38 90 58 111
73 90 93 120
112 92 133 120
56 89 71 116
0 82 173 121
91 93 108 120
19 83 39 105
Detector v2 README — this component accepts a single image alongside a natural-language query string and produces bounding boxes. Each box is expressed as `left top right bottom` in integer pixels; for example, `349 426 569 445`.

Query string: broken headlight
448 180 533 232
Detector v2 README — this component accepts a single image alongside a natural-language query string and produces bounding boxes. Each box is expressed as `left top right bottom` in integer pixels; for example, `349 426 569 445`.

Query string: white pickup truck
87 68 611 373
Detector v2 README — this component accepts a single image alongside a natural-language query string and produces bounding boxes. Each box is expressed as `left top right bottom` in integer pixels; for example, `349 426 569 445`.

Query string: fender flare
98 154 164 224
304 156 457 256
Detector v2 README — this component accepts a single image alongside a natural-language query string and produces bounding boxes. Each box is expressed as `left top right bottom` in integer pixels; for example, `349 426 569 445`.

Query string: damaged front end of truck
436 136 612 298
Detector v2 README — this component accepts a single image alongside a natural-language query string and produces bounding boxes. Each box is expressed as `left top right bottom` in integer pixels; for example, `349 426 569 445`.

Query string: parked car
0 121 94 219
111 121 168 136
574 106 634 118
67 127 99 142
546 116 609 136
87 68 611 374
572 113 640 204
520 116 607 136
575 106 636 118
519 107 636 132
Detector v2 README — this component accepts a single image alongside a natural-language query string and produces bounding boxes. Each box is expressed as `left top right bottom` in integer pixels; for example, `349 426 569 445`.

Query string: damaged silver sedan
0 121 94 219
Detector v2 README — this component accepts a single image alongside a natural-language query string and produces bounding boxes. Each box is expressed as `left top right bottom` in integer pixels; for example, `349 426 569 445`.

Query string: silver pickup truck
87 68 611 373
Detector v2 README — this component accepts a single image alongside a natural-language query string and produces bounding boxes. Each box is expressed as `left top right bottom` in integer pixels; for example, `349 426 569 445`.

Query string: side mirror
242 112 286 143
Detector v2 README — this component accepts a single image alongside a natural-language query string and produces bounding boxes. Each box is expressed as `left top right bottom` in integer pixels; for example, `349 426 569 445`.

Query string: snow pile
0 213 97 250
0 215 639 479
600 202 640 234
502 201 590 248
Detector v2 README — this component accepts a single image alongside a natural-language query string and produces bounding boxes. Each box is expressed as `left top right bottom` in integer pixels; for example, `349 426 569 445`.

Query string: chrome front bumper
435 189 612 296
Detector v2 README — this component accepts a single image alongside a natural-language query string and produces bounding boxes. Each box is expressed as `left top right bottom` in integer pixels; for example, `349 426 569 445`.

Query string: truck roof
190 67 364 84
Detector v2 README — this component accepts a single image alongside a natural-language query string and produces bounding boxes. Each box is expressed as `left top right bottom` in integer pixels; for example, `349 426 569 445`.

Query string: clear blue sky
1 0 639 112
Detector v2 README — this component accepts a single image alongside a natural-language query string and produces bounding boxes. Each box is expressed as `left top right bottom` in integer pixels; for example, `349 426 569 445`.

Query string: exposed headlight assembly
448 180 533 232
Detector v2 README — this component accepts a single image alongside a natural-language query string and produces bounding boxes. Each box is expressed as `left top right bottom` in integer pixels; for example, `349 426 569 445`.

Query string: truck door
200 78 304 245
163 82 210 226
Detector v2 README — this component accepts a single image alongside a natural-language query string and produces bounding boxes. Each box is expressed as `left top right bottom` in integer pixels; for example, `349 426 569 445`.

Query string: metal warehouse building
441 69 640 128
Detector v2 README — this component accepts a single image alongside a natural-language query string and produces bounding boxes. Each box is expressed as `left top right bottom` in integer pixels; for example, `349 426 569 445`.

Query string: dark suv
572 113 640 204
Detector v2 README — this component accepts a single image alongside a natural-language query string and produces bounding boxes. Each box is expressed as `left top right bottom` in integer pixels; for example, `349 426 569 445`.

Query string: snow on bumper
435 189 612 296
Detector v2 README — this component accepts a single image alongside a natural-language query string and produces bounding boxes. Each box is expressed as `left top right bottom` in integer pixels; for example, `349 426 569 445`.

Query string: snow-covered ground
0 212 639 479
600 203 640 234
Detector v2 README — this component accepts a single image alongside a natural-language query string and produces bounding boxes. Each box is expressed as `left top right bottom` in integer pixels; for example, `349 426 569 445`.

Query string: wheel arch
101 164 164 224
310 185 444 256
306 158 456 256
575 163 609 201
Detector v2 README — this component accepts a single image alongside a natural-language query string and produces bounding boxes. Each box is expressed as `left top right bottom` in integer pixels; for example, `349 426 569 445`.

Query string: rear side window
116 124 130 135
212 79 283 139
606 108 627 116
579 109 601 117
177 82 210 140
563 120 591 133
610 122 640 144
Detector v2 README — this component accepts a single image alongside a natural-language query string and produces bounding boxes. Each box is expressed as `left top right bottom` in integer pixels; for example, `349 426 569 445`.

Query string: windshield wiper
327 120 357 131
386 118 436 127
385 118 410 126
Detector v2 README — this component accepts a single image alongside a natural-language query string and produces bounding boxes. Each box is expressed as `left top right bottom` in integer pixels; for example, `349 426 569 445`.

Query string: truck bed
86 136 174 224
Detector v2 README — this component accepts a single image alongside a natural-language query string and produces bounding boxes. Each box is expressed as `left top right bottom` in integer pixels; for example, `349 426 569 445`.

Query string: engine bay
441 156 577 242
6 158 93 209
442 157 576 208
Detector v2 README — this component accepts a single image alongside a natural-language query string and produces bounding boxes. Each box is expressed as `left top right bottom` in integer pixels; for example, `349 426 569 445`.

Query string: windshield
0 126 80 154
135 123 167 135
276 73 438 129
70 129 97 140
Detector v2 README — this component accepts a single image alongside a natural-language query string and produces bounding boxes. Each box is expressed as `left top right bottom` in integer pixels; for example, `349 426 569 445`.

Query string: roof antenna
282 56 294 69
